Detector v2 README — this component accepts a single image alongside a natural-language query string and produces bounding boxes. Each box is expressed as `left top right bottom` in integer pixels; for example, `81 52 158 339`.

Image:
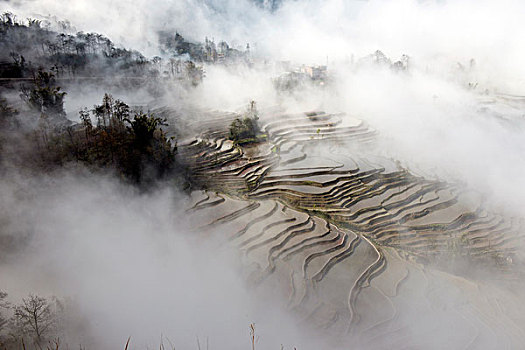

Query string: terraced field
179 110 525 348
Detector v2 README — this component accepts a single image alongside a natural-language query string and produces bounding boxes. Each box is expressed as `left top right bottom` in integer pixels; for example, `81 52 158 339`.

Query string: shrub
229 117 259 143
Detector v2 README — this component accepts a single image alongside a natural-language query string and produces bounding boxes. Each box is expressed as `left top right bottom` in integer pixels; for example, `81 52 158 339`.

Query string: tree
127 112 166 149
93 93 129 129
79 107 93 140
20 70 66 116
123 111 174 182
0 97 19 129
12 295 55 342
228 101 261 144
184 61 204 86
0 98 20 154
229 117 259 142
0 291 8 333
77 94 176 183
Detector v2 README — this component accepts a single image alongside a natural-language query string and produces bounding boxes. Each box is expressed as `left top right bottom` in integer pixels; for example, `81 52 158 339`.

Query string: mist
0 169 326 349
1 0 525 348
5 0 525 90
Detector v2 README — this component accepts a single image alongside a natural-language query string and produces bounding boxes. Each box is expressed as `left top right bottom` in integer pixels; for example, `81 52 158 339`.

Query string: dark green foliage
158 31 249 64
93 93 129 128
228 101 262 144
229 117 259 143
0 13 155 79
46 94 177 184
127 112 165 148
0 12 214 91
20 70 66 115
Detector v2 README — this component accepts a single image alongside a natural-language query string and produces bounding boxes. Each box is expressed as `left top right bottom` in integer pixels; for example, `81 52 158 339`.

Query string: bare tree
12 294 55 342
0 291 8 332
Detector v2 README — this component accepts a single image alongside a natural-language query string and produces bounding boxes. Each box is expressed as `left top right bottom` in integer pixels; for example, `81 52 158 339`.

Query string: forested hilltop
0 11 237 188
0 12 200 85
0 12 250 82
0 11 261 348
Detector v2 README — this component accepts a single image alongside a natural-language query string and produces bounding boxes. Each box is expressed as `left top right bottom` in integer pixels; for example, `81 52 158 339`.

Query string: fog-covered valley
1 0 525 349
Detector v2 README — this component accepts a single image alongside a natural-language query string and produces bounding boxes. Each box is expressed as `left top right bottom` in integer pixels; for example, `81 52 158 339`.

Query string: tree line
0 69 179 187
0 12 204 86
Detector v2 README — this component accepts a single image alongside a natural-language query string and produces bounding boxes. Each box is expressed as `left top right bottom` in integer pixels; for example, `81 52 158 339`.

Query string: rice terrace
1 1 525 349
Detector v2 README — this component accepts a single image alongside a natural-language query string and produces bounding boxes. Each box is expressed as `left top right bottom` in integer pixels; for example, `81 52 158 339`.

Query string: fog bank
0 170 322 349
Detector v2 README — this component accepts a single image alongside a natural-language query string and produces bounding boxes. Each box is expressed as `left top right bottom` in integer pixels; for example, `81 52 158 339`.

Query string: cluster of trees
0 12 205 89
229 117 259 143
0 69 70 163
159 31 251 65
159 32 205 61
228 101 265 144
357 50 410 71
0 12 224 91
0 68 178 186
252 0 283 11
162 57 204 86
273 71 311 92
20 70 67 116
0 12 151 79
0 12 203 185
0 292 61 349
45 93 177 184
